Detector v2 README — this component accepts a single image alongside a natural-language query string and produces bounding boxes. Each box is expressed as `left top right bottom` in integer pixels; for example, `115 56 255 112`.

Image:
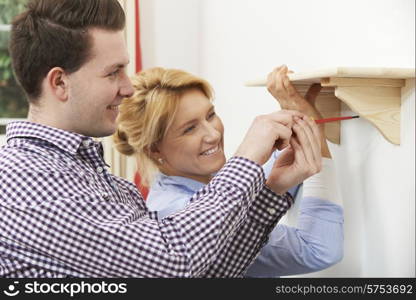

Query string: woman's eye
183 125 196 134
208 111 216 119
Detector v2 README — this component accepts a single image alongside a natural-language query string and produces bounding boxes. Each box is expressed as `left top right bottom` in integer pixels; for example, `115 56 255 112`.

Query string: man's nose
120 75 135 98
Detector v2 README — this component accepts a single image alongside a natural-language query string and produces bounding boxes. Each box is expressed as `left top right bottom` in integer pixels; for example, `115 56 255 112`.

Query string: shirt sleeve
202 185 294 277
148 158 294 277
302 158 343 206
244 159 344 277
0 156 284 277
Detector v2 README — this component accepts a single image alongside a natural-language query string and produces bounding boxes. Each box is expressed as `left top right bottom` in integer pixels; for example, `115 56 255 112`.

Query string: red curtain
133 0 149 199
135 0 142 73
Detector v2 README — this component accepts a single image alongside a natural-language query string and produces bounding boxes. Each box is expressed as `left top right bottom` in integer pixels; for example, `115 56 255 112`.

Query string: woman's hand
234 110 304 165
267 65 332 158
266 115 322 195
267 65 323 120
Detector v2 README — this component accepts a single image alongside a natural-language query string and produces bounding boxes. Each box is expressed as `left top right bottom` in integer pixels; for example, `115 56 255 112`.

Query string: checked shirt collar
6 121 102 156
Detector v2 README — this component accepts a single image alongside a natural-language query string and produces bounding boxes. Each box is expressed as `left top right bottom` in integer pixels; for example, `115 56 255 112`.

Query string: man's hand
234 110 305 165
266 115 322 195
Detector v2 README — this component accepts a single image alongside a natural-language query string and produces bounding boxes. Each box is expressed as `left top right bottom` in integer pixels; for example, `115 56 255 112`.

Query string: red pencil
314 115 359 124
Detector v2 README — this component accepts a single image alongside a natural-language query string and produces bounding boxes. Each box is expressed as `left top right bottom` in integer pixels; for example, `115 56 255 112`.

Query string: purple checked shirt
0 121 293 277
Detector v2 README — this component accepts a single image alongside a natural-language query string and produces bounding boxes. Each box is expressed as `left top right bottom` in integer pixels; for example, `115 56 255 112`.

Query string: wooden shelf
245 67 415 145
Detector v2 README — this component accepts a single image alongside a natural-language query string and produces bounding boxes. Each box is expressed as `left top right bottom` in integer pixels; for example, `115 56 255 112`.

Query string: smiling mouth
107 105 119 111
200 145 220 156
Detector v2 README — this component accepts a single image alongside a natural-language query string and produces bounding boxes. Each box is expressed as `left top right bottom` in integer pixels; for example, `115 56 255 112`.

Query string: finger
268 66 280 80
267 71 272 82
274 112 295 128
296 117 321 163
289 134 307 165
274 67 286 93
304 115 322 153
292 119 316 168
282 75 298 97
277 65 288 79
304 83 322 104
272 145 295 169
282 75 291 92
266 71 274 88
267 67 283 93
271 65 286 79
280 65 288 72
271 65 283 71
299 116 321 165
272 109 306 120
273 123 292 150
268 110 305 127
279 144 294 159
267 67 278 84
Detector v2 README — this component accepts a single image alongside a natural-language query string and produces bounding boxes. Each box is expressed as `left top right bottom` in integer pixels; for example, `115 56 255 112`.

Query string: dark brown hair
9 0 125 101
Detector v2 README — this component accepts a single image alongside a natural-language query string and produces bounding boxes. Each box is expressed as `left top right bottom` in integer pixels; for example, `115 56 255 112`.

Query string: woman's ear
147 143 162 162
46 67 69 102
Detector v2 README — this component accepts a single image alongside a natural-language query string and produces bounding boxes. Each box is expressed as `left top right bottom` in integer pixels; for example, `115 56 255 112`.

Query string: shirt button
267 208 276 215
101 192 109 199
96 166 104 173
82 140 91 147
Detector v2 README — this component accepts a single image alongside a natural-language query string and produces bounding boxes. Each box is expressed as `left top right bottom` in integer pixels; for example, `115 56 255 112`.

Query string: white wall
139 0 415 277
139 0 201 73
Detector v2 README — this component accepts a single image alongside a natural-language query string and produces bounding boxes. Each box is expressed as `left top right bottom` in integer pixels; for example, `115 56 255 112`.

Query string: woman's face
156 89 226 183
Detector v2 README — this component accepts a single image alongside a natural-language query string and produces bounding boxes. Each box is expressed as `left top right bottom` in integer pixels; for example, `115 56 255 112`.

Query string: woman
114 67 343 277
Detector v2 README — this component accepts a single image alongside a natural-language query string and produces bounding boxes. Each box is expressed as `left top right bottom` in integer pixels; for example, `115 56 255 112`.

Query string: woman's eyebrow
176 118 198 131
175 104 215 131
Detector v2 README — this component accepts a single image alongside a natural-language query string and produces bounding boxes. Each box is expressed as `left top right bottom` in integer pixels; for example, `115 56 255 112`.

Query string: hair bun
113 128 136 156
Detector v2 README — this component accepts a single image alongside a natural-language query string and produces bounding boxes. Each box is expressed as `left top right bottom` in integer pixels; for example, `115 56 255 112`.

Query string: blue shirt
147 152 344 277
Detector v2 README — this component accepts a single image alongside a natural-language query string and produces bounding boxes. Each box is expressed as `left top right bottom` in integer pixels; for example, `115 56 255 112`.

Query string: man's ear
46 67 69 102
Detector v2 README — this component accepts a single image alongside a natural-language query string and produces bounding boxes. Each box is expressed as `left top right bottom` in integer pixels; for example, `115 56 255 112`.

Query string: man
0 0 321 277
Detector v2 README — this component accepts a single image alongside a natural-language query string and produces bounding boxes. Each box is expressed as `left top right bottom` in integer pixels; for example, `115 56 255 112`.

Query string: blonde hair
113 67 214 187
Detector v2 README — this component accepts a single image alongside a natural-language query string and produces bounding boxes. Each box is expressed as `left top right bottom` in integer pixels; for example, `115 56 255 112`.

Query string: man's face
66 28 134 137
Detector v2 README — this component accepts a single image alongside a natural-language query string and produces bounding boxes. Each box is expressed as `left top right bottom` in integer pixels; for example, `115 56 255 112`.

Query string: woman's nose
202 123 221 143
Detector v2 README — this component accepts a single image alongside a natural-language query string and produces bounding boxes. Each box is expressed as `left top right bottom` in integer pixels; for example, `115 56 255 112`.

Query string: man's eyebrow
103 62 129 72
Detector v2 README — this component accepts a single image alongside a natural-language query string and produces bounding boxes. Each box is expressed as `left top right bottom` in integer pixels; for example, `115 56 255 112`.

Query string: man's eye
108 70 120 77
183 125 196 134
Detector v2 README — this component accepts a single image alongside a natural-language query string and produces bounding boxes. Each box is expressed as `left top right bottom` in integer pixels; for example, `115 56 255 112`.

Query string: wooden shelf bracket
245 67 415 145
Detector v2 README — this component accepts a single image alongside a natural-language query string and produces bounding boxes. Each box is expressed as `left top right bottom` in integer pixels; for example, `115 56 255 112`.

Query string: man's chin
85 126 116 138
